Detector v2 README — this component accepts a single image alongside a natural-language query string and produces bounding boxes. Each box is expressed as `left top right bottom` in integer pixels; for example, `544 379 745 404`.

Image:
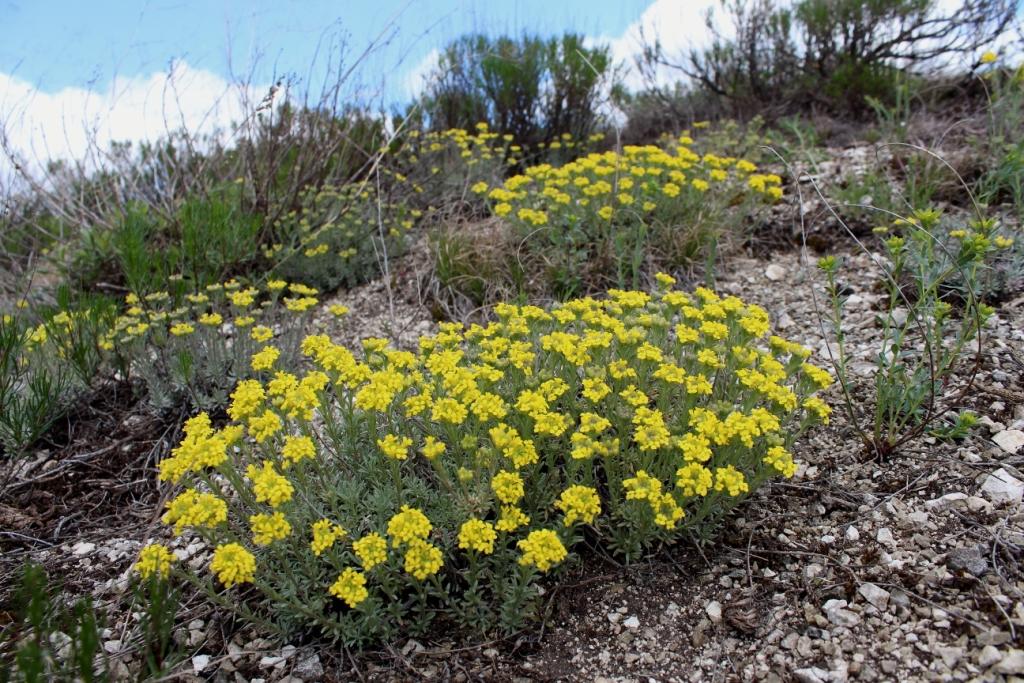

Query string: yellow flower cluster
329 568 369 608
211 543 257 587
134 543 175 579
517 529 568 572
458 518 497 554
162 489 228 534
151 280 828 641
489 140 780 233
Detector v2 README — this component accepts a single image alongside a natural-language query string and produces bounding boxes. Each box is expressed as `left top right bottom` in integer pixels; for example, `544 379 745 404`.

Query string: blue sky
1 0 653 103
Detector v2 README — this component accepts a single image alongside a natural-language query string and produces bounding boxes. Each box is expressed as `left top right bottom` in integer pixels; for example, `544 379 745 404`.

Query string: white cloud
403 48 441 100
596 0 732 91
0 61 275 187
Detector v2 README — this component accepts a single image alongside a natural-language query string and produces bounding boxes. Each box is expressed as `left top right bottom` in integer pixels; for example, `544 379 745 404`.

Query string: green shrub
138 282 830 645
419 33 613 158
0 292 116 456
68 189 262 296
640 0 1017 119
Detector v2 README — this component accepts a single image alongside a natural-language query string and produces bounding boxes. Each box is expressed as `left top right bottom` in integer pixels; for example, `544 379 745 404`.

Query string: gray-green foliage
818 208 1005 457
0 292 116 456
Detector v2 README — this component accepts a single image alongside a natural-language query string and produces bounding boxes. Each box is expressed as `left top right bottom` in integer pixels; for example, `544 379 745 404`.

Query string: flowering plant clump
268 182 418 292
144 278 829 644
107 278 322 411
445 131 783 303
390 124 520 214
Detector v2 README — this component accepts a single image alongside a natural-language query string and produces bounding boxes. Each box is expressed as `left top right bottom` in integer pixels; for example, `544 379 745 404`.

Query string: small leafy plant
818 208 1010 456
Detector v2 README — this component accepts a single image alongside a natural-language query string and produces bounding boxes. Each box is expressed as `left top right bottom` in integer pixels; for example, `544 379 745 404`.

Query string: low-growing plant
817 208 1011 456
455 134 782 301
975 54 1024 220
66 188 262 296
390 125 520 216
106 278 322 413
139 279 831 645
0 314 74 456
267 183 416 293
0 292 116 456
0 561 183 682
833 168 897 228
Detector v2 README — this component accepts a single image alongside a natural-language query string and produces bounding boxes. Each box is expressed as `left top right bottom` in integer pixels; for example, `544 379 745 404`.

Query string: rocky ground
2 146 1024 681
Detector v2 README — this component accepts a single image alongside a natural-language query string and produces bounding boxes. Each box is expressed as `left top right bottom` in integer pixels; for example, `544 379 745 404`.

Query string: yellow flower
162 490 228 534
169 322 194 336
228 379 265 420
250 511 292 546
403 539 443 580
281 434 316 466
251 345 280 371
378 434 413 460
421 435 446 460
491 470 524 504
763 446 797 478
582 378 611 402
517 529 567 572
134 543 175 579
623 470 662 501
458 518 497 554
245 461 293 507
353 532 388 570
651 493 684 529
329 568 368 608
714 465 750 496
251 325 274 342
247 409 282 443
387 506 432 546
555 485 601 526
198 312 222 327
310 519 347 556
676 462 713 497
211 543 256 587
328 304 350 317
495 505 529 532
980 50 997 64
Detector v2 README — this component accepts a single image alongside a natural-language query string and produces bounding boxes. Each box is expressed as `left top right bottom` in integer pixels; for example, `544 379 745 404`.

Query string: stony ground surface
3 148 1024 681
